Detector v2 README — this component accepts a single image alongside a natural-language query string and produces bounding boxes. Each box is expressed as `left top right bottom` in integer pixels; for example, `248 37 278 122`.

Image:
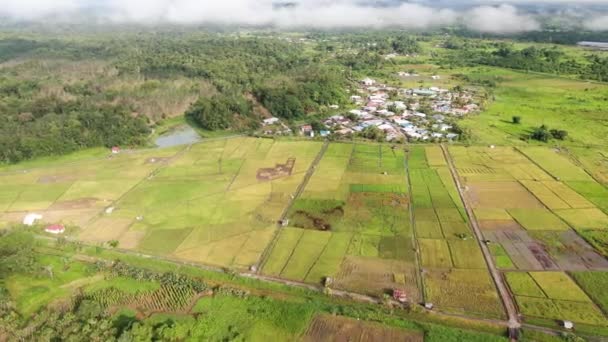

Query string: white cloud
1 0 592 33
584 15 608 31
465 4 541 33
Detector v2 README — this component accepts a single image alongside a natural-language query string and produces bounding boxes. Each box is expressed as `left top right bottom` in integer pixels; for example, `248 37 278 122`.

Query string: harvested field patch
530 272 592 302
117 230 146 249
48 197 100 210
424 269 504 318
479 220 523 231
79 217 133 243
41 208 100 228
303 314 423 342
419 239 453 268
474 209 512 221
37 174 76 184
482 230 557 270
529 230 608 270
466 182 544 209
347 233 381 257
508 209 570 231
334 256 419 300
555 208 608 230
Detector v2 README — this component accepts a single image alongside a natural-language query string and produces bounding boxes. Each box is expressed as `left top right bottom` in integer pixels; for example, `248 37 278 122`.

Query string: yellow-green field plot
95 138 323 269
506 271 607 326
262 142 418 299
449 145 608 272
0 146 183 229
0 137 321 270
410 146 501 317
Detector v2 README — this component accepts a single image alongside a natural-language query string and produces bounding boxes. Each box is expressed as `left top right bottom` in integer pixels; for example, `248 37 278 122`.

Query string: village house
361 77 376 86
45 224 65 235
263 117 280 126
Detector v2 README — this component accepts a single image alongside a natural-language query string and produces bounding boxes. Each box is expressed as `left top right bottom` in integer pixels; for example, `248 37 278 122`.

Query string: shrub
512 116 521 124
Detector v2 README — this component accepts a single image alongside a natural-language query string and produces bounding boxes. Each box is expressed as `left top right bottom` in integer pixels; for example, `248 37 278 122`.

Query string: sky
0 0 607 32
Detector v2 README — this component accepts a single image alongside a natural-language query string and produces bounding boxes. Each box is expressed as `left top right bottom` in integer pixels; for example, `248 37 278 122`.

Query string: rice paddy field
449 145 608 272
0 137 322 270
505 271 607 326
409 146 504 319
261 142 418 298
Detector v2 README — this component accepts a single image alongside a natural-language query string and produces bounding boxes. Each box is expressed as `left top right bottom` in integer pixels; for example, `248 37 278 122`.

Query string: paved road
440 145 521 336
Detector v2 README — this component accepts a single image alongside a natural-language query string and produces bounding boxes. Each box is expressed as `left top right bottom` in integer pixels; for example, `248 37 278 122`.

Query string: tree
531 125 551 142
512 116 522 124
0 230 37 277
550 129 568 140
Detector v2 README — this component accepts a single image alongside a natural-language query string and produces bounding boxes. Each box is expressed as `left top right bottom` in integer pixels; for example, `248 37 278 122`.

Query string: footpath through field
440 144 522 335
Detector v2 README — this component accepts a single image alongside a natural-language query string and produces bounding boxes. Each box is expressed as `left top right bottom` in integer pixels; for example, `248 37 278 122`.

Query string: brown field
303 314 423 342
78 217 133 242
466 182 544 209
333 256 420 302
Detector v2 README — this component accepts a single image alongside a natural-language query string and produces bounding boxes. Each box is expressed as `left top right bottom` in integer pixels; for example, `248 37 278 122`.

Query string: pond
155 125 201 148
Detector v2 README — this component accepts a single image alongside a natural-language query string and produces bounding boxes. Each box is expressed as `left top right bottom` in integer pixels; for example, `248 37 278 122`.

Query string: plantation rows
85 284 198 312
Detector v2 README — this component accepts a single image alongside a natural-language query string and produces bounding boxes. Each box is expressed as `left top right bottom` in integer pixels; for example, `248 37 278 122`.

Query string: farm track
440 144 522 337
255 140 330 273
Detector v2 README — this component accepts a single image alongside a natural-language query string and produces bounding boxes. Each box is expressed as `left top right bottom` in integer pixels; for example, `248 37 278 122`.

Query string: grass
458 68 608 147
5 254 95 317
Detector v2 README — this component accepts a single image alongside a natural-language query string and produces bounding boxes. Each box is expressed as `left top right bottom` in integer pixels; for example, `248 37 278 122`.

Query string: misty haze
0 1 607 341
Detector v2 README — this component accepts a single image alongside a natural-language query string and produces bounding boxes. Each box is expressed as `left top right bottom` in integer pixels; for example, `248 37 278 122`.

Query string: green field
262 142 416 297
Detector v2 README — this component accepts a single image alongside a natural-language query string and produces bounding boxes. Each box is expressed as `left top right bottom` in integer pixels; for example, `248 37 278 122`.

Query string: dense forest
0 27 607 163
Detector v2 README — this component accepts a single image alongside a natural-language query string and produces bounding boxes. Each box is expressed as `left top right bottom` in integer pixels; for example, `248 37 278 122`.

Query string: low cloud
0 0 588 33
465 4 541 33
584 15 608 31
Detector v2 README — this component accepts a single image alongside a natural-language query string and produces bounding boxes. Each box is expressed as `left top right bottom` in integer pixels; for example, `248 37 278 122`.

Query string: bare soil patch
256 158 295 181
49 197 99 210
117 230 146 249
483 229 557 270
38 174 76 184
303 314 423 342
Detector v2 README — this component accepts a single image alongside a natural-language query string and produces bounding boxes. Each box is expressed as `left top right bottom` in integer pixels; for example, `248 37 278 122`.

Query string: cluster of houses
322 77 479 142
258 75 479 142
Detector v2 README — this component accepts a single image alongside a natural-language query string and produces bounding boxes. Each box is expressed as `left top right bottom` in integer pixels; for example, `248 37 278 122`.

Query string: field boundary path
440 144 521 339
255 140 330 273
